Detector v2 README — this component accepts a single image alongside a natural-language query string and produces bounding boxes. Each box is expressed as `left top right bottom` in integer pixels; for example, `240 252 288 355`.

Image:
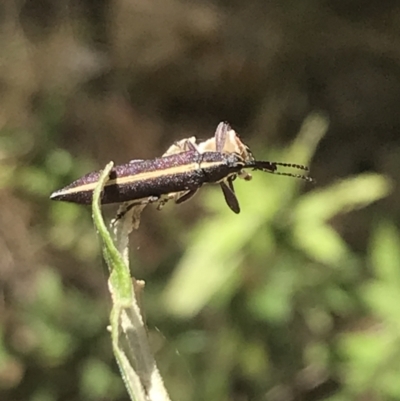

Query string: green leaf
292 223 352 265
293 174 392 224
369 221 400 284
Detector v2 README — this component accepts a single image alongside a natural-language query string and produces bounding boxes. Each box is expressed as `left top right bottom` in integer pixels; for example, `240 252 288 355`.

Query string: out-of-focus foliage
159 115 394 401
1 1 400 401
337 222 400 399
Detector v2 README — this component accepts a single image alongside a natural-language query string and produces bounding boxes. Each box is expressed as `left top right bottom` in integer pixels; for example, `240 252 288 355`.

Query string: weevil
50 122 313 215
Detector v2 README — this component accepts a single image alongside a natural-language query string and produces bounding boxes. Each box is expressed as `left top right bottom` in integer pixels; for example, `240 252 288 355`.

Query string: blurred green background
1 1 400 400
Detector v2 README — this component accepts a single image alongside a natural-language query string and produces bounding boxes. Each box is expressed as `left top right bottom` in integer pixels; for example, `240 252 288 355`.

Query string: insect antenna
268 171 314 183
253 161 315 183
272 162 309 171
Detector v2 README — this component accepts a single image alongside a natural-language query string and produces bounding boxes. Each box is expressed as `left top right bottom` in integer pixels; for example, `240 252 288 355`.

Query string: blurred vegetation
1 1 400 401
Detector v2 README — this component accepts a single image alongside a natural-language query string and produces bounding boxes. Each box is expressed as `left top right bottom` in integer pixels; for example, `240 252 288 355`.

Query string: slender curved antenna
272 162 309 171
254 161 314 183
268 171 314 182
253 161 277 173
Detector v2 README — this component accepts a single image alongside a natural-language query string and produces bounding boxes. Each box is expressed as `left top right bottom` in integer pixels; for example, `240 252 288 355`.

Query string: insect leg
220 179 240 214
175 189 198 204
162 137 198 157
114 196 160 221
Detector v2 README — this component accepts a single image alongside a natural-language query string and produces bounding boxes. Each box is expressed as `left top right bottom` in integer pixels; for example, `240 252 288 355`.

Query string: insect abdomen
50 152 204 205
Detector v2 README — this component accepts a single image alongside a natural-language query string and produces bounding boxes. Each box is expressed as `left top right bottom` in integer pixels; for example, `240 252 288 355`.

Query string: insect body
50 122 313 214
50 149 245 205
